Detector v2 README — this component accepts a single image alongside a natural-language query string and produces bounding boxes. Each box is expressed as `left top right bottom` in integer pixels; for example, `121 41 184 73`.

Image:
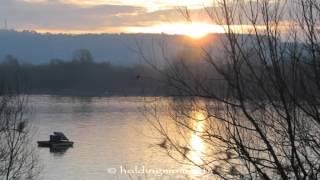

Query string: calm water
28 96 205 180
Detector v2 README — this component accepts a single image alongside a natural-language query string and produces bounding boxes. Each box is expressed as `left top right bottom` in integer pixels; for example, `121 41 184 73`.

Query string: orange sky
1 0 225 38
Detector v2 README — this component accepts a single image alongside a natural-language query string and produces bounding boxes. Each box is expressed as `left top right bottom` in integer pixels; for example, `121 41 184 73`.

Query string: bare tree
0 70 38 179
142 0 320 179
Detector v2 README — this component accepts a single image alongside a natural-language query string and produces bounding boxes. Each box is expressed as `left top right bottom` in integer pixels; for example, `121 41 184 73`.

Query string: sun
184 26 211 39
126 23 225 39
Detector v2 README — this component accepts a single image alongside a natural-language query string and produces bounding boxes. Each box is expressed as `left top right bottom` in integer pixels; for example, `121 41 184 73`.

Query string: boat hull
37 141 74 148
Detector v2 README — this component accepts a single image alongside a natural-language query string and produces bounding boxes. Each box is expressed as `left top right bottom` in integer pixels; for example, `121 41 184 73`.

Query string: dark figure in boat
38 132 74 148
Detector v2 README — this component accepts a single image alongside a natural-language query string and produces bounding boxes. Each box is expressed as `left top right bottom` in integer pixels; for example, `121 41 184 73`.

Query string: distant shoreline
25 91 167 98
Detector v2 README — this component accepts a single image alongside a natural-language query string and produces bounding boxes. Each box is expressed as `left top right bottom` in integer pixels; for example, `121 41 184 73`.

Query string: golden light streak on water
188 110 207 176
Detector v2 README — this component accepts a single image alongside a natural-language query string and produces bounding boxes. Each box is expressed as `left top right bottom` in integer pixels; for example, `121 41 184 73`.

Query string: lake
28 95 207 180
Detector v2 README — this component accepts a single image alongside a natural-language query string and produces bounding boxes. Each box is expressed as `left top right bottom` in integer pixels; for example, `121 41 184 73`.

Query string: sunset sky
0 0 223 37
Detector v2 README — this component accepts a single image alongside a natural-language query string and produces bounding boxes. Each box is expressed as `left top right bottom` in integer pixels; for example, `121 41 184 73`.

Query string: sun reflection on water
188 110 207 176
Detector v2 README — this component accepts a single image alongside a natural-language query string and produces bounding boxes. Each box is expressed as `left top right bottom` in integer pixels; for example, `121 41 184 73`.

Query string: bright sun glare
127 23 225 39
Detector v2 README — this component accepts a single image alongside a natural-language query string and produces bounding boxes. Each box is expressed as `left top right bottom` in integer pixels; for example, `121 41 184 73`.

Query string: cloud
0 0 146 31
0 0 216 33
20 0 214 11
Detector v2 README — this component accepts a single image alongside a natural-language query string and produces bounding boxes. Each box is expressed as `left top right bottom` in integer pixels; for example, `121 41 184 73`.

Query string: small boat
38 132 74 148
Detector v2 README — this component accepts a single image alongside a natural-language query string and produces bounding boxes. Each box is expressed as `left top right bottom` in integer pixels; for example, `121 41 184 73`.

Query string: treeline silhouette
0 50 163 96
